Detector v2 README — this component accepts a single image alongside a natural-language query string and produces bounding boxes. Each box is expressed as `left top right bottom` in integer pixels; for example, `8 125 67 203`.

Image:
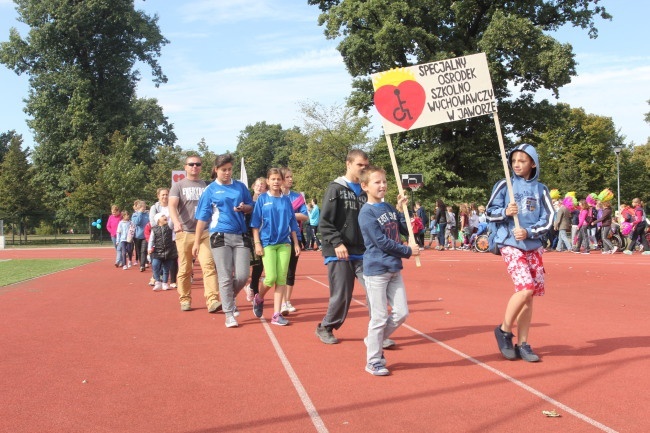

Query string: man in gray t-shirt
169 156 220 312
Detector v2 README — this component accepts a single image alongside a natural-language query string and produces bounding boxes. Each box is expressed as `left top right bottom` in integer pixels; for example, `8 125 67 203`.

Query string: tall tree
234 122 294 182
0 134 38 239
288 101 372 201
308 0 611 200
533 104 624 198
0 0 170 222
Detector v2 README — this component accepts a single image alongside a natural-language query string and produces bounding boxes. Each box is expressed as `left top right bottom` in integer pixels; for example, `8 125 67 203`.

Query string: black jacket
150 225 178 261
319 177 367 258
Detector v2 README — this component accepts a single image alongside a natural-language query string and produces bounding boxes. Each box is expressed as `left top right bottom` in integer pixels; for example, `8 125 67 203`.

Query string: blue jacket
132 211 149 239
486 144 554 251
359 201 412 276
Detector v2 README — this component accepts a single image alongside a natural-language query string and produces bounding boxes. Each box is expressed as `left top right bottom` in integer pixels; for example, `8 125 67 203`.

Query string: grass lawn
0 259 95 287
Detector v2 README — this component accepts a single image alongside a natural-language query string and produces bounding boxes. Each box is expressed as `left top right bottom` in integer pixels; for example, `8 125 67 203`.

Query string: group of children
106 200 179 291
103 144 554 375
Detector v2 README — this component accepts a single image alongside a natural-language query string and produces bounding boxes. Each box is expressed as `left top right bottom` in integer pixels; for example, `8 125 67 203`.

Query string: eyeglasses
186 162 202 167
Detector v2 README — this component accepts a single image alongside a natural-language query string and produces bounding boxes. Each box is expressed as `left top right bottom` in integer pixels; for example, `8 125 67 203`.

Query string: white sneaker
281 302 290 316
162 283 170 291
153 281 162 291
244 284 253 302
225 315 238 328
285 301 297 313
232 306 240 317
611 246 618 254
122 265 128 270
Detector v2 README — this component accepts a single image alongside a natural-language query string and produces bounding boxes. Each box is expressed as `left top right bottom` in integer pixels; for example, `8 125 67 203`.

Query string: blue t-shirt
195 179 253 234
285 190 308 241
250 192 299 247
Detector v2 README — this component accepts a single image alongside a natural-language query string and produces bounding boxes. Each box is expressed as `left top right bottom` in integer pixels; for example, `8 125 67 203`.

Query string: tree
308 0 611 201
534 105 624 198
0 134 38 240
234 122 294 183
0 130 17 164
288 101 372 201
99 132 148 211
0 0 171 221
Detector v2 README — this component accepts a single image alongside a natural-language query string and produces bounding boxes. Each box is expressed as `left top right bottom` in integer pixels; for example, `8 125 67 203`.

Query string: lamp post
613 146 622 212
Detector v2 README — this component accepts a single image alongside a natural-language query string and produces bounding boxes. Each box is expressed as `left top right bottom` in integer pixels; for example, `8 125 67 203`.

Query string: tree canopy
0 0 173 223
307 0 612 205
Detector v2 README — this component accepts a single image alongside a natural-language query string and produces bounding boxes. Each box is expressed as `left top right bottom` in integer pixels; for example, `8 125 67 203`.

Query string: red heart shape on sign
173 173 185 182
374 80 425 130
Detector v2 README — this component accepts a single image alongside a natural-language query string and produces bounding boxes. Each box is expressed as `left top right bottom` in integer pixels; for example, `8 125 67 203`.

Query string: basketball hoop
409 183 423 192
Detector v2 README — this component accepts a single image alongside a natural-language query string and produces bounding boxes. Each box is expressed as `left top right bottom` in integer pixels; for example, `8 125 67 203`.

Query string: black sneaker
516 342 540 362
315 324 339 344
494 325 517 360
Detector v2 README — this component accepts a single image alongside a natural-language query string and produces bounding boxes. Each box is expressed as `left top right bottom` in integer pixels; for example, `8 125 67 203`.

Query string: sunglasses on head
186 162 202 167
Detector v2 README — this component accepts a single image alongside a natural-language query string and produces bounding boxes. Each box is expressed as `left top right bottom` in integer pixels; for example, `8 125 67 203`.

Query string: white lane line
306 276 618 433
260 317 329 433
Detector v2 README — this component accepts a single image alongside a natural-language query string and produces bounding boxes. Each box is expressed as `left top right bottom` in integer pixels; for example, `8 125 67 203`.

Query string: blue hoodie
486 144 554 251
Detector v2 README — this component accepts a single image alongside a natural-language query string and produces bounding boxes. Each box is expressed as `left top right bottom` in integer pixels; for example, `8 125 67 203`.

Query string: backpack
126 222 136 243
487 222 501 255
487 220 511 255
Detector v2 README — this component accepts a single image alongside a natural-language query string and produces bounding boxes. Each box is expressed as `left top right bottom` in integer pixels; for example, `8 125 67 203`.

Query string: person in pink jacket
106 205 122 267
572 200 590 254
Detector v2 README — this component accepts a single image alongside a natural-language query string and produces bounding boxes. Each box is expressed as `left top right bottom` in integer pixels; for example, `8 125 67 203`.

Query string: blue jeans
556 229 572 251
365 271 409 365
152 257 173 283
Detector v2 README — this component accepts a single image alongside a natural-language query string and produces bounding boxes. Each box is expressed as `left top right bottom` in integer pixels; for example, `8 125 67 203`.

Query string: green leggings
262 244 291 287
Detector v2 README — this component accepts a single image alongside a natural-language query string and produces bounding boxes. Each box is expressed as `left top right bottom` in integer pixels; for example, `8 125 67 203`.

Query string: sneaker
225 315 239 328
285 301 297 313
611 246 618 254
244 284 253 302
571 250 580 254
382 338 396 349
114 263 119 268
180 302 191 311
148 277 156 286
581 251 590 255
365 362 390 376
127 262 132 269
494 325 517 360
642 251 650 256
208 301 222 314
516 342 540 362
122 265 128 270
162 283 170 291
153 281 162 291
623 250 633 255
315 324 339 344
281 302 290 316
253 294 264 318
140 266 145 272
271 313 289 326
232 306 240 317
170 283 177 289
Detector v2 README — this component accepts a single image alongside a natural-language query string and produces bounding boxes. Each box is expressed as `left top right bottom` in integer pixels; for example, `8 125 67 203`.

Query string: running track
0 247 648 433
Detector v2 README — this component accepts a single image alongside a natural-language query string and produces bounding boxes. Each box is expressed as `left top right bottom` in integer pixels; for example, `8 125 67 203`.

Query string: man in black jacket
315 149 369 344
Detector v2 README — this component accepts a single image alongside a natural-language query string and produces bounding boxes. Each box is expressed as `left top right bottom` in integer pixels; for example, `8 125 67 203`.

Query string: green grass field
0 259 95 286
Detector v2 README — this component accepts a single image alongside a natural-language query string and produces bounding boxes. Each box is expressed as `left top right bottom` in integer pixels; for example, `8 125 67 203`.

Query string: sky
1 0 648 155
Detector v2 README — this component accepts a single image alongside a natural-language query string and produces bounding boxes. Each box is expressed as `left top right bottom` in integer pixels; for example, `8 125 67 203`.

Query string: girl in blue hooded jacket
487 144 554 363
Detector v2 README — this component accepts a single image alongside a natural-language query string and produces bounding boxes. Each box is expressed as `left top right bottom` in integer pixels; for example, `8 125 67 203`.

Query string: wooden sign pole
493 113 520 229
384 133 422 267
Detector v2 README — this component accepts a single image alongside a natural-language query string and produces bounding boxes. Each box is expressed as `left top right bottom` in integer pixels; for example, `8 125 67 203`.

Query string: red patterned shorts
500 246 545 296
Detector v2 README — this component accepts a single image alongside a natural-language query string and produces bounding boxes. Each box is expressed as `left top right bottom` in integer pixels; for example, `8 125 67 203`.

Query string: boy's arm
486 180 508 222
319 184 343 248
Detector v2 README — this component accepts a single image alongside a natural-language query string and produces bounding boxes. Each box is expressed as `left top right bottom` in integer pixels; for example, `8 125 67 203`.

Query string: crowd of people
104 145 648 376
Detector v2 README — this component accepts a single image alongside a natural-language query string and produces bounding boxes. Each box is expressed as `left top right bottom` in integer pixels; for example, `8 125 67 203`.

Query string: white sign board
372 53 497 134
